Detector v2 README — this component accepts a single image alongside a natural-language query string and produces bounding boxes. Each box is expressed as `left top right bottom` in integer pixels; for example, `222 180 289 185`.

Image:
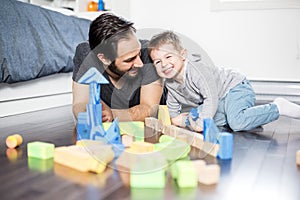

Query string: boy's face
150 43 185 79
113 33 143 78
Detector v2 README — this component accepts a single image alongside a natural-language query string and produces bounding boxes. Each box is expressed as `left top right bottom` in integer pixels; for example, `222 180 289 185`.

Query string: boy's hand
188 117 203 132
171 113 189 127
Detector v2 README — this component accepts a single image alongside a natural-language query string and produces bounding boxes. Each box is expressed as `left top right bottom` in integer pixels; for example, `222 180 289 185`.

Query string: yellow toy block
158 105 171 126
54 145 114 173
130 141 154 153
76 139 104 147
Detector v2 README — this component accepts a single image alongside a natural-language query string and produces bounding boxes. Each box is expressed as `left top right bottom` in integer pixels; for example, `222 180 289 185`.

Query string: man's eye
154 61 160 65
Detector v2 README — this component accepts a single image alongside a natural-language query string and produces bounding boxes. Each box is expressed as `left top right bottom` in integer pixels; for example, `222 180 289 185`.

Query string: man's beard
108 61 138 80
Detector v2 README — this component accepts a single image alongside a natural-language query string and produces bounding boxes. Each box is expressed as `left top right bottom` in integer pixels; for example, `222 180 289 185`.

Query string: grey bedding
0 0 91 83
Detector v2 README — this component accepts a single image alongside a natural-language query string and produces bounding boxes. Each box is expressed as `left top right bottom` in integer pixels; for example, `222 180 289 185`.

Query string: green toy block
158 139 191 161
154 141 172 151
169 156 190 179
130 170 166 188
27 141 55 159
103 121 144 141
174 160 198 188
158 135 174 143
130 152 167 188
28 157 54 172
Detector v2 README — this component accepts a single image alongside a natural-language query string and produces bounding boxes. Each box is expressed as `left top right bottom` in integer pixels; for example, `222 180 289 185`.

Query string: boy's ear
97 53 111 65
181 49 187 60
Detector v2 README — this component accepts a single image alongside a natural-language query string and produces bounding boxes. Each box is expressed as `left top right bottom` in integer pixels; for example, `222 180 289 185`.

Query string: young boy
148 31 300 132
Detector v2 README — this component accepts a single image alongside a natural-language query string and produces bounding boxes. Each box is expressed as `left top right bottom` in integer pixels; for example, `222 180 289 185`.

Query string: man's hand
102 102 114 122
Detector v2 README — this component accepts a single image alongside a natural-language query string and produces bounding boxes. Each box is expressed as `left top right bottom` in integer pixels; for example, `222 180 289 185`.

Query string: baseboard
0 73 73 118
250 80 300 104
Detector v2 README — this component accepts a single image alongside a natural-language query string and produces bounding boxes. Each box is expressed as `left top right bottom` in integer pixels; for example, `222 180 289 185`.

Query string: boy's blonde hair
148 31 184 55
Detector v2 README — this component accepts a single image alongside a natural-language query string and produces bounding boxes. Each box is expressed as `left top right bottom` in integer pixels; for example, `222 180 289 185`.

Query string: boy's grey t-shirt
166 54 246 120
72 40 160 109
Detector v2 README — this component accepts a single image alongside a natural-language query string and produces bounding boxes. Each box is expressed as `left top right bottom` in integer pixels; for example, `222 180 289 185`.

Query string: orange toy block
54 145 114 173
198 164 220 185
6 134 23 149
296 150 300 165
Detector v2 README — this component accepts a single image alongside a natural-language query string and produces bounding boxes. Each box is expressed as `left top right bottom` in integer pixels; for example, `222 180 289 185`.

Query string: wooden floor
0 105 300 200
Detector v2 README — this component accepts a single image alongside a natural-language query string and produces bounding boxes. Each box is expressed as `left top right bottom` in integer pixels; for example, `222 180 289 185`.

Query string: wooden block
191 159 206 177
122 135 134 147
145 117 163 132
158 105 171 126
6 134 23 149
162 125 218 157
130 141 154 153
198 164 220 185
296 150 300 165
27 141 55 159
54 145 114 173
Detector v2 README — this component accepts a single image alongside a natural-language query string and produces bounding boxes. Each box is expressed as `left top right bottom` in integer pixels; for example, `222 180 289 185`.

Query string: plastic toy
27 141 55 159
6 134 23 149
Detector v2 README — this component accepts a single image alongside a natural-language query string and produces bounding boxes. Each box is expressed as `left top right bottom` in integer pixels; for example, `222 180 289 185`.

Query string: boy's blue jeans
197 80 280 131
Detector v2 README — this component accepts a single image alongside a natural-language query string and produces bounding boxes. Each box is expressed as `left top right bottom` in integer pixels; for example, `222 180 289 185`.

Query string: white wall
116 0 300 82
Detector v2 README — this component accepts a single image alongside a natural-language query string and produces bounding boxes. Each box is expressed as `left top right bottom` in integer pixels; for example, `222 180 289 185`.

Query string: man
72 13 165 122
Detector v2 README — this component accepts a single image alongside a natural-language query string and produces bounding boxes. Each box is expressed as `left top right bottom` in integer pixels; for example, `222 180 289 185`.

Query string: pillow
0 0 91 83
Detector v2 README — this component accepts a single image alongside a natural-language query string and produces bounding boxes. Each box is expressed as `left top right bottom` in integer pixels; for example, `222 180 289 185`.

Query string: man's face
111 33 143 79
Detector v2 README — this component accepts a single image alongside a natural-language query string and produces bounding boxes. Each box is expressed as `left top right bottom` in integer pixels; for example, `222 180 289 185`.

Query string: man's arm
72 81 89 120
72 81 114 122
111 79 163 121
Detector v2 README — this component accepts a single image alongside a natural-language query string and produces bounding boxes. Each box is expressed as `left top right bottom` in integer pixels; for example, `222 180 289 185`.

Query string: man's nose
134 56 143 68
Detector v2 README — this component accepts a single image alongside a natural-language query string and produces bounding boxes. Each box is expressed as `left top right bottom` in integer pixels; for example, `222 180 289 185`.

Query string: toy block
145 117 163 132
111 143 125 158
54 163 114 187
130 154 167 188
158 139 191 161
104 118 121 144
54 145 113 173
203 118 220 143
28 157 54 172
76 139 104 147
191 160 206 177
217 132 233 159
172 160 198 188
27 141 55 159
185 108 199 126
176 133 188 143
6 134 23 149
103 121 144 142
162 125 219 158
296 150 300 165
130 169 166 188
122 134 134 147
198 164 220 185
158 105 171 126
159 135 175 143
130 141 154 153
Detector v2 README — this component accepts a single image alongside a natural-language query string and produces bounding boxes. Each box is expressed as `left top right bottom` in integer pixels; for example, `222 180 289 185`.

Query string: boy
148 31 300 132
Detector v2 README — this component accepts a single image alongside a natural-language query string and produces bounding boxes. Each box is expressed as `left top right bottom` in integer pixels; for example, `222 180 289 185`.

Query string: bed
0 0 91 117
